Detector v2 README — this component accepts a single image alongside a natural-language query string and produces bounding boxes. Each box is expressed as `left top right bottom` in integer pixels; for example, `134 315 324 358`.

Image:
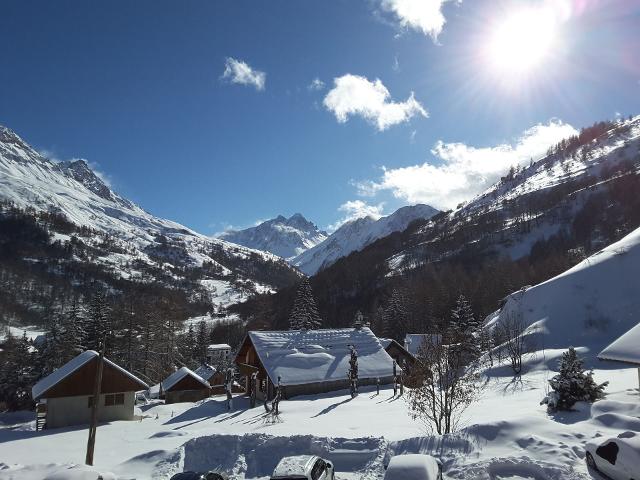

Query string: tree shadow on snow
311 397 353 417
547 401 593 425
165 396 248 428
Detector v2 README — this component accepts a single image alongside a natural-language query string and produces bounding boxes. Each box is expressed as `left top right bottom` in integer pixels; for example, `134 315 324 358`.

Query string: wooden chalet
161 366 210 404
31 350 148 430
235 327 398 400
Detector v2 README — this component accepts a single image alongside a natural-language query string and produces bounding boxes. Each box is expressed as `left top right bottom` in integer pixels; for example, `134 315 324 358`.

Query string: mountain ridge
219 213 328 260
0 124 301 315
291 203 440 275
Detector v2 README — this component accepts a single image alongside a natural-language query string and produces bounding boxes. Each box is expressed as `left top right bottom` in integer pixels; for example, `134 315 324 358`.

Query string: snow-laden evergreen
542 347 608 412
288 279 323 330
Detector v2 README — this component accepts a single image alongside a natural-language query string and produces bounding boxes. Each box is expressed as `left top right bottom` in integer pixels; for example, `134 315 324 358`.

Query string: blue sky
1 1 639 234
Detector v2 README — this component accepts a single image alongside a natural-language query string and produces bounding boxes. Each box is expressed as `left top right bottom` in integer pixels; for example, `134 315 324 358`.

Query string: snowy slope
293 204 439 275
219 214 327 260
386 116 640 275
0 125 299 309
486 224 640 361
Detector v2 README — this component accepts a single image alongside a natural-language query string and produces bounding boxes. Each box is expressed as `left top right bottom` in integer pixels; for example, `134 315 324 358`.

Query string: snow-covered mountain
384 116 640 275
292 204 439 275
0 125 300 309
218 214 327 259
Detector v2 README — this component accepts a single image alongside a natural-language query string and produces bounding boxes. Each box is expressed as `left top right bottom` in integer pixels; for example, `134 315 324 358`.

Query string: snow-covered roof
378 338 392 349
598 322 640 366
194 364 217 381
247 327 397 386
32 350 149 400
207 344 231 350
272 455 316 478
162 366 210 392
404 334 442 356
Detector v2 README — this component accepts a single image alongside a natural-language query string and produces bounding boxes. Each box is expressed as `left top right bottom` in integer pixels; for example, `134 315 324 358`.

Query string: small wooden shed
379 338 415 369
162 366 211 404
31 350 148 430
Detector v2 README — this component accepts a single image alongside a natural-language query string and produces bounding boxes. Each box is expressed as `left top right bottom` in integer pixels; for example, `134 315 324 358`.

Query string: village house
206 343 231 365
162 366 211 404
235 326 397 400
598 321 640 392
31 350 148 430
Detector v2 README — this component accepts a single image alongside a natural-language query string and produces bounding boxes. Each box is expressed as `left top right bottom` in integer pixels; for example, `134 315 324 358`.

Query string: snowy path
1 366 638 479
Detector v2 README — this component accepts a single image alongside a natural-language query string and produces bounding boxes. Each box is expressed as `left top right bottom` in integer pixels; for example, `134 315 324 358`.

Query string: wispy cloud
221 57 266 91
378 0 457 41
308 78 325 91
323 74 427 131
354 120 577 210
327 200 385 232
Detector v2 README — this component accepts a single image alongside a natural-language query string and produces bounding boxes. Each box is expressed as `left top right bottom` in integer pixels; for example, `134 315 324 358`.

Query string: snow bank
488 226 640 362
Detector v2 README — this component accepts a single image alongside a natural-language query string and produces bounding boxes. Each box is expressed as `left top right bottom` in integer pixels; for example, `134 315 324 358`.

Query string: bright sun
486 8 558 76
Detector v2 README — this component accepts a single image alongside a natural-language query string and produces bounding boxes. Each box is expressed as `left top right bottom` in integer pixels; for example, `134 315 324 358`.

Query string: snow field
1 363 638 479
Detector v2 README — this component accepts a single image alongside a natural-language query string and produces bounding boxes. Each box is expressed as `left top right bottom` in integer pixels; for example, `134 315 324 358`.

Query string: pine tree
40 315 68 375
288 278 322 330
194 320 209 363
0 332 36 410
382 289 408 341
448 294 481 358
60 297 86 359
85 290 110 352
543 347 608 411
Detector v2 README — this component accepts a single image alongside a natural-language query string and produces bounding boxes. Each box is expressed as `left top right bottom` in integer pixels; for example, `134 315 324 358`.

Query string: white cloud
221 57 266 91
327 200 385 232
379 0 455 41
357 120 578 210
308 78 325 91
323 74 427 131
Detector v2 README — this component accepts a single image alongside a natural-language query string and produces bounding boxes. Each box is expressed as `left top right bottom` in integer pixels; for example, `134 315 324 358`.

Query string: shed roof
245 327 396 386
32 350 148 400
162 366 210 392
208 344 231 350
194 364 217 381
598 322 640 366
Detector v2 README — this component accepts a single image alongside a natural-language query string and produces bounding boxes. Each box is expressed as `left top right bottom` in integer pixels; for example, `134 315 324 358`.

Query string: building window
104 393 125 406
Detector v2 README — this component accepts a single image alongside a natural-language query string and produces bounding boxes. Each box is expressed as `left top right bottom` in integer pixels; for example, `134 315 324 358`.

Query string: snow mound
487 225 640 360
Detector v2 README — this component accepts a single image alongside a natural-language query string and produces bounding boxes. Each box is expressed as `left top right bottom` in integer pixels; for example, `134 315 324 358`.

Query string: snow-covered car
270 455 334 480
169 471 228 480
585 431 640 479
384 454 443 480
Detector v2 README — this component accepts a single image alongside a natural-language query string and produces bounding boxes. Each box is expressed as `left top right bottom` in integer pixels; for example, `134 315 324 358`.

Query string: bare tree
406 338 483 435
497 311 528 375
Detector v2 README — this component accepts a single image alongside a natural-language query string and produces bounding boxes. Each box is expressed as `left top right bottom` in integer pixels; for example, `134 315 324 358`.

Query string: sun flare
486 8 558 76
